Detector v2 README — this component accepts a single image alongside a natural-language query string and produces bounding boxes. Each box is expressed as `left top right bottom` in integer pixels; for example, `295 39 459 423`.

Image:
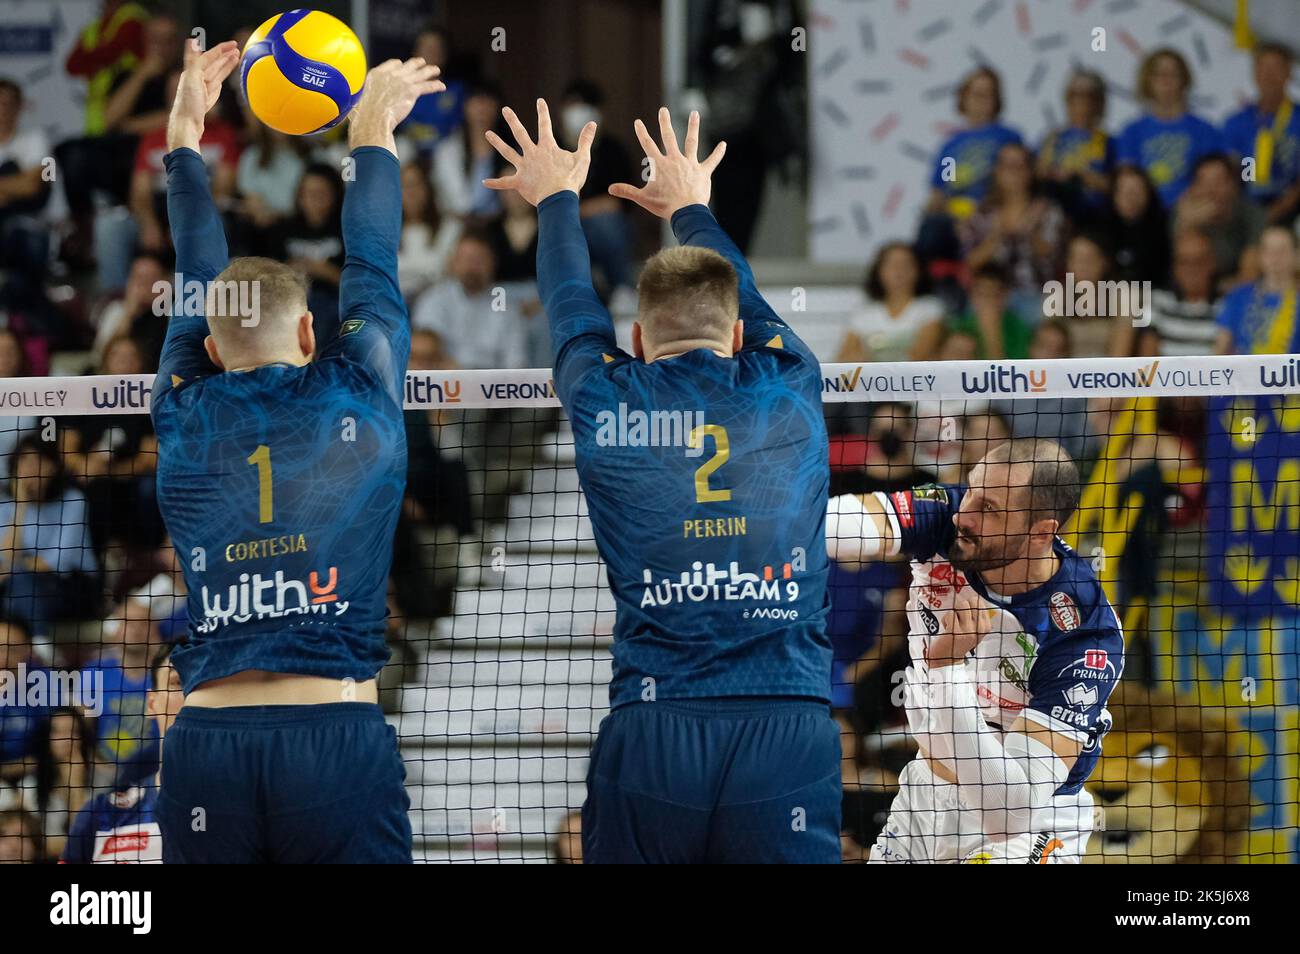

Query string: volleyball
240 9 366 136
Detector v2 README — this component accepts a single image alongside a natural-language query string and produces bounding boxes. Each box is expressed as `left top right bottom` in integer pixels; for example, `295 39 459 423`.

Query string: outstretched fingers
683 110 700 160
657 107 681 156
702 140 727 174
632 118 664 162
501 106 536 153
484 129 522 167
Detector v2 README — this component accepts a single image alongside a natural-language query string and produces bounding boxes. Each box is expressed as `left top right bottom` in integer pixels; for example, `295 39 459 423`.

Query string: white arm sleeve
910 663 1070 837
825 492 901 563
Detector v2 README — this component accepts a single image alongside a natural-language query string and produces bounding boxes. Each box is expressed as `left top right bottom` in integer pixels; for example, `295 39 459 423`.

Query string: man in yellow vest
64 0 149 136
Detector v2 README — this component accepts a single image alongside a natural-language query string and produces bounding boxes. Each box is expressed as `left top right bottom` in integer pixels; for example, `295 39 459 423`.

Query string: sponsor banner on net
4 355 1300 415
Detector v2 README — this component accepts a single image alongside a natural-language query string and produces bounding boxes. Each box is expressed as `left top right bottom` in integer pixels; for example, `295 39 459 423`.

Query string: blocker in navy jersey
62 780 162 864
541 196 833 705
152 146 408 693
537 191 838 863
150 144 411 862
883 484 1124 792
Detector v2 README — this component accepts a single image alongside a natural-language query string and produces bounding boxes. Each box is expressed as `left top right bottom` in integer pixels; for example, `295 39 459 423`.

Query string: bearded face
948 461 1035 574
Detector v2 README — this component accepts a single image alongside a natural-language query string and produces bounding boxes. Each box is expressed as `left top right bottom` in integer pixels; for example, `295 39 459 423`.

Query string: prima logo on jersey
1048 591 1081 631
639 561 799 608
1064 682 1099 709
913 485 948 503
196 567 349 632
1057 648 1119 681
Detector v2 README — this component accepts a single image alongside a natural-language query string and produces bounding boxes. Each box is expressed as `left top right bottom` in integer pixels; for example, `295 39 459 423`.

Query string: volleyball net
0 353 1296 863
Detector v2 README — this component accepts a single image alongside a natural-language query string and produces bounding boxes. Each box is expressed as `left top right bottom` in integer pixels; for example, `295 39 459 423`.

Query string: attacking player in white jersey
826 438 1123 863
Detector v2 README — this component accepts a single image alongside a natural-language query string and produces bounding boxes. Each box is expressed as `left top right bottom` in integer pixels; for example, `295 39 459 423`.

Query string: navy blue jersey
537 194 831 707
62 779 161 863
151 147 409 693
884 484 1124 793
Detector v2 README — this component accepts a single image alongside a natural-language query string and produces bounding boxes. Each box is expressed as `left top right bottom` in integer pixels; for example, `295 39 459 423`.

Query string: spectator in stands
57 3 161 264
1037 69 1115 222
0 329 38 466
432 79 504 217
77 588 160 789
1098 164 1171 285
1 618 49 787
0 78 53 280
991 320 1089 461
484 159 540 283
120 69 239 287
92 252 167 367
935 328 979 361
1222 42 1300 224
559 79 636 301
411 230 526 369
1135 229 1221 357
100 12 181 140
258 163 346 342
398 160 460 302
924 67 1022 224
391 329 473 618
948 264 1030 359
0 436 99 641
1172 154 1263 283
960 142 1066 314
1216 224 1300 354
1058 231 1135 358
61 643 176 863
232 125 305 241
835 242 945 363
0 807 43 863
63 1 149 138
1116 48 1223 208
398 25 466 156
61 336 161 560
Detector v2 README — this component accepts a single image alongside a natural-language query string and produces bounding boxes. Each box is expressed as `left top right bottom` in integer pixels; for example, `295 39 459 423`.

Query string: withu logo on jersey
196 567 349 632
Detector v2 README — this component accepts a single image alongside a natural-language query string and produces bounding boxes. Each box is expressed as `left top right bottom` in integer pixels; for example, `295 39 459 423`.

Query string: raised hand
608 107 726 220
349 57 445 155
482 99 596 207
167 38 240 151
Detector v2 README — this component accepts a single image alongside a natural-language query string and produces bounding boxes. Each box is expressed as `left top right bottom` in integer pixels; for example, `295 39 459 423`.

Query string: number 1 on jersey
247 444 273 523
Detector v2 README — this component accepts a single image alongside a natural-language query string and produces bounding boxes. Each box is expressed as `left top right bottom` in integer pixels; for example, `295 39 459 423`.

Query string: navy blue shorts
583 697 841 864
157 702 412 864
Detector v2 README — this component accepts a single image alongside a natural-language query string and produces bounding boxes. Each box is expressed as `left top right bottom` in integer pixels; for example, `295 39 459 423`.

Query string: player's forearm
825 493 897 563
165 148 229 284
340 147 402 294
348 110 398 159
912 665 1068 836
537 190 616 353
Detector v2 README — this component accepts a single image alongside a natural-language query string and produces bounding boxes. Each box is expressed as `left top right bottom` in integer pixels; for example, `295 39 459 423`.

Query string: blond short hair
205 256 308 362
636 246 739 348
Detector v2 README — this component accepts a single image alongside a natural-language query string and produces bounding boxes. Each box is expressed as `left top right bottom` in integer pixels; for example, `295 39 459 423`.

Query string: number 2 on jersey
247 444 273 523
689 424 732 503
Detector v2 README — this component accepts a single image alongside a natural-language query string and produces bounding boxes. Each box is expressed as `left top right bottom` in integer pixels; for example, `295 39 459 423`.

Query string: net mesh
0 355 1295 863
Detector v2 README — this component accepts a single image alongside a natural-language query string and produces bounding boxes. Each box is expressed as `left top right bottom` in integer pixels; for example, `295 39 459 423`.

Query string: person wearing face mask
559 79 636 300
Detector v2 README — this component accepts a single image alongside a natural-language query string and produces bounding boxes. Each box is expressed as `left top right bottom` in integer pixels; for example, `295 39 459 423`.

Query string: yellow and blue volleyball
240 9 366 136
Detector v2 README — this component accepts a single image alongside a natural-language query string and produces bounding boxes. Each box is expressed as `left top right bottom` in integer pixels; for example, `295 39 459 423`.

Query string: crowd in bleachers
2 2 1296 863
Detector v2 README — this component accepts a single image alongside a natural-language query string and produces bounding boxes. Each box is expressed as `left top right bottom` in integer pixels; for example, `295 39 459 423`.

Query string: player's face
950 461 1033 573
